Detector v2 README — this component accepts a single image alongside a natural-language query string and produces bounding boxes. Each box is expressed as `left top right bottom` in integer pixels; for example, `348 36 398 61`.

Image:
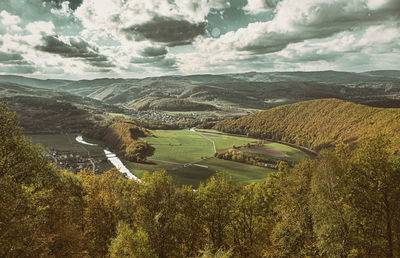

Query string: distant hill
129 97 217 111
3 95 93 134
215 99 400 152
1 70 400 111
0 82 123 133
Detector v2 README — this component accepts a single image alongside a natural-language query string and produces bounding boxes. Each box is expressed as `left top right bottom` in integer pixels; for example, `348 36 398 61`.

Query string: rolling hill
0 82 123 133
214 98 400 152
1 70 400 112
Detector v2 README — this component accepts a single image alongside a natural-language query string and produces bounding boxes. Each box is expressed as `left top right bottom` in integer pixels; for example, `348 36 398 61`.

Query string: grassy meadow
135 129 309 186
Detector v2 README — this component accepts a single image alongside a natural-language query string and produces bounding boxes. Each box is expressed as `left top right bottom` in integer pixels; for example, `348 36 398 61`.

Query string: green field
169 158 274 186
136 129 309 186
201 132 258 150
141 130 215 163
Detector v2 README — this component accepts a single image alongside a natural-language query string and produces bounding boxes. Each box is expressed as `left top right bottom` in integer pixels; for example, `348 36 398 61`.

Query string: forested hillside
84 117 155 162
1 103 399 257
215 99 400 152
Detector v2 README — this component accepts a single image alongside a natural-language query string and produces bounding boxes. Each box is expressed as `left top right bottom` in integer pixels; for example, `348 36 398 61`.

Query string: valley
2 70 400 186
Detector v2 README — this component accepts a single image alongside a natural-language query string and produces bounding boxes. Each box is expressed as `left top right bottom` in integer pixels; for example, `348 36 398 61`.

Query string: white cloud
0 10 21 26
0 11 22 34
244 0 279 14
26 21 55 35
50 1 73 17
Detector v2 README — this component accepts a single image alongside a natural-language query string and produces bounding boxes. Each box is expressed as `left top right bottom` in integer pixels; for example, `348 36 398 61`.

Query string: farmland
28 130 309 186
133 129 310 186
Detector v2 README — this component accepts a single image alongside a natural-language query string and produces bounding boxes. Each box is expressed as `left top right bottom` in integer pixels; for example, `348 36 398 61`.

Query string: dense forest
84 117 155 162
215 99 400 152
1 102 400 257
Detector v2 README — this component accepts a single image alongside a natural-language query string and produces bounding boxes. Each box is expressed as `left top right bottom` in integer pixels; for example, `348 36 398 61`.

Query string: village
45 149 106 173
129 110 204 123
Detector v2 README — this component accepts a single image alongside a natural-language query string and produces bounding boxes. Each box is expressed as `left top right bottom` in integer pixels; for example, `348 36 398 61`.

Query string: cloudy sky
0 0 399 79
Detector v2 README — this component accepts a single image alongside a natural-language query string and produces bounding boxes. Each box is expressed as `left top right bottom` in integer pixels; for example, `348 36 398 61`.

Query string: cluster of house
45 150 102 173
131 110 200 123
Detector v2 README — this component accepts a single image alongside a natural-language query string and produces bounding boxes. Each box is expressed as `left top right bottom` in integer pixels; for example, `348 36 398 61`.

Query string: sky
0 0 399 79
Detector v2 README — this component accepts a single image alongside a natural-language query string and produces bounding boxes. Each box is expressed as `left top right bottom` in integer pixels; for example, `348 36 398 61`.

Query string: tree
78 169 132 257
197 173 239 251
0 103 86 257
109 221 155 258
345 137 400 257
230 182 274 257
271 161 318 257
133 171 181 257
310 149 352 257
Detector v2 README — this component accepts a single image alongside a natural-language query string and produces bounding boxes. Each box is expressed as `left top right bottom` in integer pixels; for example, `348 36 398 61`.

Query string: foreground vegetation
1 103 400 257
215 98 400 152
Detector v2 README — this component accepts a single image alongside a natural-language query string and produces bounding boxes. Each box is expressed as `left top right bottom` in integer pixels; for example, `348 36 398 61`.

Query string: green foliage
197 173 240 250
0 103 86 257
109 222 155 258
215 149 279 168
198 246 233 258
1 103 400 257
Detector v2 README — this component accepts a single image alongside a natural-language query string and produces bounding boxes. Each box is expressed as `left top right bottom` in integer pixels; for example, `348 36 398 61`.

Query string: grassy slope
215 99 400 152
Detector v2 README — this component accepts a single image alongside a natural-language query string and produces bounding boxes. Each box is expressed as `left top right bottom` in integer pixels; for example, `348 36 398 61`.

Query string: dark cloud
130 55 177 70
0 52 29 65
43 0 83 10
36 35 114 67
263 0 279 9
140 46 168 57
0 64 36 74
121 16 207 46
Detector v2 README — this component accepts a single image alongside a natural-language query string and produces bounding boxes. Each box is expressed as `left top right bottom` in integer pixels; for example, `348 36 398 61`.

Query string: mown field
134 129 309 186
169 158 275 186
141 130 215 163
201 132 258 150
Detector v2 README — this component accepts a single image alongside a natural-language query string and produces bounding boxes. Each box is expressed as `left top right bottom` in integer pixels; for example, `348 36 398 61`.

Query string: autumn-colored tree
0 103 85 257
132 171 181 257
230 182 274 257
271 161 318 257
78 168 135 257
345 137 400 257
310 149 352 257
109 221 155 258
197 173 239 251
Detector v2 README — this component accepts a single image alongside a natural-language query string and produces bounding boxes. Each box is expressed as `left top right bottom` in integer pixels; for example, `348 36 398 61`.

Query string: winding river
75 135 139 181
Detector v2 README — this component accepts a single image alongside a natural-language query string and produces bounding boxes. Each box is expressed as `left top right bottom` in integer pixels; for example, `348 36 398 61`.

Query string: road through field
190 127 216 154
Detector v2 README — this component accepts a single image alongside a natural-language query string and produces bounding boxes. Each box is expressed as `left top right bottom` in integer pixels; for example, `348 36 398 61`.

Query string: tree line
214 149 279 168
1 103 400 257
